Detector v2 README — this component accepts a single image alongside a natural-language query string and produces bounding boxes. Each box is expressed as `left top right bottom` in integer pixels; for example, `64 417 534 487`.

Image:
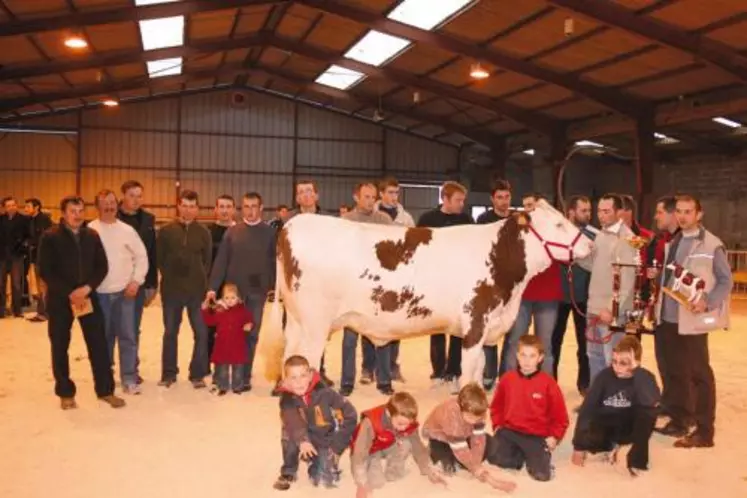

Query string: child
422 383 516 492
488 335 569 482
350 392 446 498
201 283 254 395
274 355 358 491
571 335 660 476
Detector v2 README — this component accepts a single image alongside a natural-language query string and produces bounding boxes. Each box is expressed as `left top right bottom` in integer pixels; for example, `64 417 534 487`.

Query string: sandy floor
1 303 746 498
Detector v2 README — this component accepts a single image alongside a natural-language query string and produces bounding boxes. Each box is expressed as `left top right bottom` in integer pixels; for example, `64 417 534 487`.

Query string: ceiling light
315 65 365 90
147 57 183 78
712 116 742 129
134 0 179 5
101 99 119 107
654 132 680 144
470 63 489 79
575 140 603 148
64 34 88 49
523 149 535 156
387 0 474 31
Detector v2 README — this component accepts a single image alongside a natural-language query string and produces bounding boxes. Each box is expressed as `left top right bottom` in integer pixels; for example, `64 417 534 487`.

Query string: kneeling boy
571 336 660 475
422 383 516 492
489 335 569 481
274 355 358 491
350 392 445 498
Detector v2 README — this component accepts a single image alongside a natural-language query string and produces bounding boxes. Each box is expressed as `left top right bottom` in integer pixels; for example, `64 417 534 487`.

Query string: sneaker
99 394 126 408
430 375 445 389
655 421 689 438
60 397 77 410
191 379 207 389
273 475 296 491
360 370 374 385
123 384 141 395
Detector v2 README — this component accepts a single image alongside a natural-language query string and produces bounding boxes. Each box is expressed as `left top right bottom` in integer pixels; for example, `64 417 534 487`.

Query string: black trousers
572 409 656 471
654 323 671 413
659 321 716 439
47 294 115 398
428 435 489 473
430 334 462 379
488 429 552 481
0 255 24 316
551 302 590 392
280 438 339 484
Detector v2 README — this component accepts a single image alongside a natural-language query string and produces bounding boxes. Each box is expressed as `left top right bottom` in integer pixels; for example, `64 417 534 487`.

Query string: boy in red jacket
350 392 445 498
488 335 569 481
200 283 254 395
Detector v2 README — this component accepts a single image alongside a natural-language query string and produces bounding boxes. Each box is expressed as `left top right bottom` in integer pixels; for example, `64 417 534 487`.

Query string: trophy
609 235 654 334
661 262 706 311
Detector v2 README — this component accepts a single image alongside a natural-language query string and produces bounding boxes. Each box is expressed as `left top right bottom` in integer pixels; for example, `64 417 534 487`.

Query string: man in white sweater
89 189 149 394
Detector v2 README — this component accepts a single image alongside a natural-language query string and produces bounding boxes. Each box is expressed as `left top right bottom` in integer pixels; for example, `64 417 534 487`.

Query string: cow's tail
262 253 286 383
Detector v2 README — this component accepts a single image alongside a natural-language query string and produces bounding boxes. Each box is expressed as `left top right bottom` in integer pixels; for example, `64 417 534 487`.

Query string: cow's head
519 199 593 268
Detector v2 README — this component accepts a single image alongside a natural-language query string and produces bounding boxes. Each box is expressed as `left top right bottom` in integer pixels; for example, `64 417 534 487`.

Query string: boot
99 394 126 408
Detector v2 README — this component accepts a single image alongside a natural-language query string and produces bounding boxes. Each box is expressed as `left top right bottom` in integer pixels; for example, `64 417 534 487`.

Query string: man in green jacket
157 190 212 389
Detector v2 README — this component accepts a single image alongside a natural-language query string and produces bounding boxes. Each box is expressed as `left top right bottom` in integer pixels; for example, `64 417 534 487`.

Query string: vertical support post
175 94 183 217
550 129 569 209
291 101 299 202
75 109 82 196
635 111 655 225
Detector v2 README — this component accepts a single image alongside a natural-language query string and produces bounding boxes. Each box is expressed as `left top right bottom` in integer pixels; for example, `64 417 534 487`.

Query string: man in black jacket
0 197 30 318
38 196 125 410
24 198 53 322
117 180 157 384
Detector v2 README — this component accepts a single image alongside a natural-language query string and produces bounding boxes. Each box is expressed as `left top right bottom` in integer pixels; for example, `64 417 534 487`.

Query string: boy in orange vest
273 355 358 491
350 392 446 498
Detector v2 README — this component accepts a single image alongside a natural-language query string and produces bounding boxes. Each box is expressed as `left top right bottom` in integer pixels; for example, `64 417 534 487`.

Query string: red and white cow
265 199 592 387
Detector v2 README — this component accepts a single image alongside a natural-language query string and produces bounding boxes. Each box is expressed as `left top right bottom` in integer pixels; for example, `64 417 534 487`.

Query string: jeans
0 255 24 316
47 293 114 398
552 302 590 392
499 300 559 376
97 291 138 386
161 295 209 382
586 316 625 383
242 293 266 386
133 286 148 377
214 363 244 391
341 328 391 388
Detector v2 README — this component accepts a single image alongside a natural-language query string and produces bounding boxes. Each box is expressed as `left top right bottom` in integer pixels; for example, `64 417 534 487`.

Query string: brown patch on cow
375 227 433 271
462 214 528 348
277 227 302 291
359 268 382 282
370 285 433 319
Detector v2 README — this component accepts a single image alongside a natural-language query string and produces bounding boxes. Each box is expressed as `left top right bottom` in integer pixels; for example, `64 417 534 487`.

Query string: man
654 195 731 448
208 192 275 392
552 195 598 396
0 197 29 318
24 198 53 322
417 181 473 393
648 196 679 415
88 190 149 395
157 190 212 389
206 195 236 364
619 194 654 241
37 195 125 410
340 182 395 397
269 204 290 230
374 177 415 383
498 193 562 382
117 180 157 384
576 194 637 382
475 180 512 390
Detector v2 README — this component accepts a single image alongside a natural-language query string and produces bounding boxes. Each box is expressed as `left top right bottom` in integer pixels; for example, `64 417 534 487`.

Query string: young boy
422 383 516 492
350 392 446 498
274 355 358 491
488 335 569 481
571 336 660 476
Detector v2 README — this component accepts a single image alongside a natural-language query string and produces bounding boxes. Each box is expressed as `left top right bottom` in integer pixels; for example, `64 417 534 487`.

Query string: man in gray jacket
576 194 637 382
208 192 276 391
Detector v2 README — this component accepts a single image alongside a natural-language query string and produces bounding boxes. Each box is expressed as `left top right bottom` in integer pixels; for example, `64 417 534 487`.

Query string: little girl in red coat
201 283 254 395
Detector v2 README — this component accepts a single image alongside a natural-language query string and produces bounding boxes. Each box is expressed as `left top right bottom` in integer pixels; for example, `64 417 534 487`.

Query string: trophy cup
661 262 706 311
609 235 653 335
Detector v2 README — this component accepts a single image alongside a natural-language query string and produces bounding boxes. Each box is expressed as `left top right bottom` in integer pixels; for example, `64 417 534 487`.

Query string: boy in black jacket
571 336 660 475
274 355 357 491
38 196 125 410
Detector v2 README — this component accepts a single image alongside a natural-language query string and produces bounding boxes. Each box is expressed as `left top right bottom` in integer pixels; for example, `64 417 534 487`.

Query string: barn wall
0 89 458 222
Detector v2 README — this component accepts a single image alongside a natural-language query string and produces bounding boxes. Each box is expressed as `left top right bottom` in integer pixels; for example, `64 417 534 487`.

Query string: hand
356 485 369 498
474 466 490 482
483 469 516 493
124 281 140 298
69 285 91 306
545 436 558 452
243 322 254 332
691 297 708 314
144 288 157 306
299 441 317 460
598 309 613 325
427 469 447 487
571 450 586 467
206 290 217 303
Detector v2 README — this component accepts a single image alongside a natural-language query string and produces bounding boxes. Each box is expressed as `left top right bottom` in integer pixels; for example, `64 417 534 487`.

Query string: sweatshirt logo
602 391 632 409
532 392 543 400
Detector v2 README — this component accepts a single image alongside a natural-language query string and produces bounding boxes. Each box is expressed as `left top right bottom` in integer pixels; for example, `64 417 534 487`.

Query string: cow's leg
282 312 304 362
294 305 334 373
460 343 486 389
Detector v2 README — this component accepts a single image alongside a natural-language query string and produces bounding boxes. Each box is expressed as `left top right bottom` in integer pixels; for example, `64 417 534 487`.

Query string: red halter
526 224 586 265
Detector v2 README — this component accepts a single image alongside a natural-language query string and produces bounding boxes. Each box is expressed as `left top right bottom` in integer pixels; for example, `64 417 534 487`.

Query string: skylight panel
139 15 184 51
315 65 365 90
344 31 411 67
712 116 742 129
387 0 474 31
147 57 183 78
134 0 179 5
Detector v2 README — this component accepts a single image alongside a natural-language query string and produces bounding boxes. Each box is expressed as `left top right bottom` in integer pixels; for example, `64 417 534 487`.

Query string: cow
264 199 593 389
